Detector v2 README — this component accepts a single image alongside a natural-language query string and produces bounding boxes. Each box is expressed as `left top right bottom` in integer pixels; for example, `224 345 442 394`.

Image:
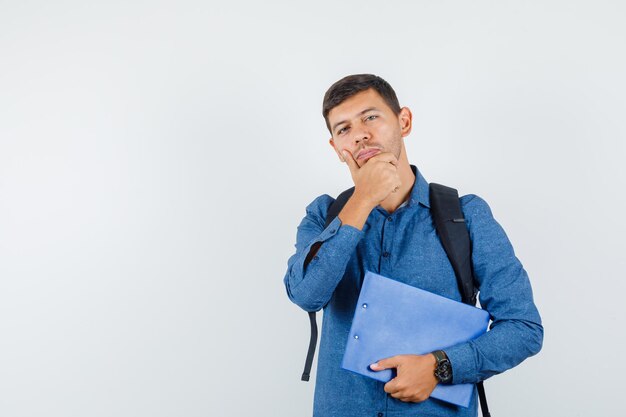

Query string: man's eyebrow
331 107 380 133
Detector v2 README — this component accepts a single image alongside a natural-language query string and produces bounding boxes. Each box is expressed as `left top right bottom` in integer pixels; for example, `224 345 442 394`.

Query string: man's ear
399 107 413 137
329 138 345 162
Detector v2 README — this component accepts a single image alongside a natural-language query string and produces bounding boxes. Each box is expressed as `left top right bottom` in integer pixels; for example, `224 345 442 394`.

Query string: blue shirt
283 165 543 417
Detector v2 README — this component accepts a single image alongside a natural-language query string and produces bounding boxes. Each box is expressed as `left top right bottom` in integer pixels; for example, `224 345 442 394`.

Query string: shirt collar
408 164 430 208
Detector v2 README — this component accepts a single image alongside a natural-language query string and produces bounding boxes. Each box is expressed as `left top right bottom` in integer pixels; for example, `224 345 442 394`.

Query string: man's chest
345 212 463 301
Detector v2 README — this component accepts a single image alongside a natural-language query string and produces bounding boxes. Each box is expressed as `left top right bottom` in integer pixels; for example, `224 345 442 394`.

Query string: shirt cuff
305 216 364 262
317 215 362 241
444 342 478 385
291 215 364 281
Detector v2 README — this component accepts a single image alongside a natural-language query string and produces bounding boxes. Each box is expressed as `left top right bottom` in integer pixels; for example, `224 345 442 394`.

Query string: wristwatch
432 350 453 384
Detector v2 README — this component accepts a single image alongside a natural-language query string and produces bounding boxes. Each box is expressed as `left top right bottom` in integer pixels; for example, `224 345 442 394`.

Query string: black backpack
299 181 491 417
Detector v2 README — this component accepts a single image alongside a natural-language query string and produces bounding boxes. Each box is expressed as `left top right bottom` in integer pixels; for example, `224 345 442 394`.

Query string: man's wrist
350 190 377 211
432 350 453 384
337 194 375 230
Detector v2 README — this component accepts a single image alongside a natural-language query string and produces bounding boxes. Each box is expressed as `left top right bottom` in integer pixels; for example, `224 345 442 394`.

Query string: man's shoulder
459 193 488 210
459 193 494 223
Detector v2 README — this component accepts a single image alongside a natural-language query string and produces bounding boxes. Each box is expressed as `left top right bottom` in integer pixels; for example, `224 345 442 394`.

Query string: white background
1 1 625 416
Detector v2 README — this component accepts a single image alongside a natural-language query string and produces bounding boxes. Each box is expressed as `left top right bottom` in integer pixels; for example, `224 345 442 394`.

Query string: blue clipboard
341 270 490 408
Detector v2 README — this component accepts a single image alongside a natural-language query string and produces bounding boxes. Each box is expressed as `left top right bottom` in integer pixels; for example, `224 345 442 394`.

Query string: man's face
328 88 412 167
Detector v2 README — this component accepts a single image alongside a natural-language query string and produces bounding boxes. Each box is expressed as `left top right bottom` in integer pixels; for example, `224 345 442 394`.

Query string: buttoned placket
375 207 403 415
377 208 396 276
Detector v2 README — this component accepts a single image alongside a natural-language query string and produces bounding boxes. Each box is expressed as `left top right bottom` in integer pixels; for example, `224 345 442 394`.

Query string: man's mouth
357 149 381 161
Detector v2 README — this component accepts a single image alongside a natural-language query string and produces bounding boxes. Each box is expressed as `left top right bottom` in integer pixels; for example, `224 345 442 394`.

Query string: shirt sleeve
444 194 544 384
283 194 365 312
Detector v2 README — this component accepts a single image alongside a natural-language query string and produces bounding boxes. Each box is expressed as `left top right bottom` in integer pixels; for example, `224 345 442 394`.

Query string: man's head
323 74 412 167
322 74 401 133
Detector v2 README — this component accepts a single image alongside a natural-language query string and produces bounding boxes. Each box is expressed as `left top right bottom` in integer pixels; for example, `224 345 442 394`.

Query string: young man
283 74 543 417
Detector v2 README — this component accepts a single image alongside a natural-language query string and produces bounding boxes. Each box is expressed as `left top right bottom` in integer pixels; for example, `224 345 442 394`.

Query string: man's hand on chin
370 353 439 403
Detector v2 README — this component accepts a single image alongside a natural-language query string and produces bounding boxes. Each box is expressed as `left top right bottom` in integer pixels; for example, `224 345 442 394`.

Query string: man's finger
342 150 359 173
384 378 399 394
368 151 399 167
370 356 400 371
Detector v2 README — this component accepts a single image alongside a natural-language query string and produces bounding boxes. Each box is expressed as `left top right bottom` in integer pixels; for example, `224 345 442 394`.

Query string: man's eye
365 115 377 121
338 127 348 135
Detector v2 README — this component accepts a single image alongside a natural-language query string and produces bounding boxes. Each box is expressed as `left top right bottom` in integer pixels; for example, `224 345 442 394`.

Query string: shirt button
382 251 390 258
387 217 392 222
378 413 384 417
330 229 336 233
313 256 319 260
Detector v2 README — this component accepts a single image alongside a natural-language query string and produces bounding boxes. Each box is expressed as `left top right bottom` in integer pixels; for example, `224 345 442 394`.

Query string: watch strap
432 350 448 363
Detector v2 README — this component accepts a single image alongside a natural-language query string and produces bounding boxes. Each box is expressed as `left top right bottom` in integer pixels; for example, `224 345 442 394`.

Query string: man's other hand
369 353 439 403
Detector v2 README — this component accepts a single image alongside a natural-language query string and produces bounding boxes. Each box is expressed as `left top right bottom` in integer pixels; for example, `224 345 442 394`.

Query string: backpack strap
300 311 317 381
429 183 490 417
477 380 491 417
327 187 355 227
428 183 477 305
301 187 354 382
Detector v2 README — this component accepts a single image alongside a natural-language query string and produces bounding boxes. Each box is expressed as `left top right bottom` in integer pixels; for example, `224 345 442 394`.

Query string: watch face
435 360 452 383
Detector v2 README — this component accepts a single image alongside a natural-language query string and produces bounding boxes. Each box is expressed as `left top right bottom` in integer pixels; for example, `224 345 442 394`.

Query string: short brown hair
322 74 401 133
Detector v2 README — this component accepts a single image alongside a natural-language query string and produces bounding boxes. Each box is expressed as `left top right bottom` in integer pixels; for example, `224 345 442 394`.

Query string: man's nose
353 126 371 145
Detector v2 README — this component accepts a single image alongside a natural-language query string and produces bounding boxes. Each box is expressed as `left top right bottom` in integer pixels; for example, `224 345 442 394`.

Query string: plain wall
1 1 625 416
